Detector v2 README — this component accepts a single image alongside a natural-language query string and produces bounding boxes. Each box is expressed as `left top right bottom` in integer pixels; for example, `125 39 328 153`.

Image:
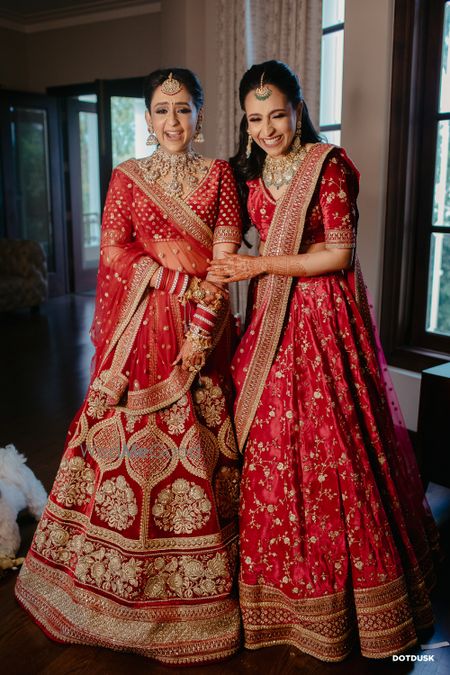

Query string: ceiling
0 0 158 25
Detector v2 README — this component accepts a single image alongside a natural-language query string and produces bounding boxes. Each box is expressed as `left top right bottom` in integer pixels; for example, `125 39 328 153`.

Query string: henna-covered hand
207 253 266 283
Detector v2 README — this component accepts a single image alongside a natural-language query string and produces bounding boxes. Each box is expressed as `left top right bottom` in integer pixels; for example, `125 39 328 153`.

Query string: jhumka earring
292 113 302 151
193 110 205 143
246 133 252 158
146 125 158 146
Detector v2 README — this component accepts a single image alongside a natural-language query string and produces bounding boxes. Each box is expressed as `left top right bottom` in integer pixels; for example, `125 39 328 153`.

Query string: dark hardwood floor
1 295 449 675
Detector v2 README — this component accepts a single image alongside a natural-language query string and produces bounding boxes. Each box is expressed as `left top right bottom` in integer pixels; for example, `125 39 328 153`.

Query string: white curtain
216 0 323 319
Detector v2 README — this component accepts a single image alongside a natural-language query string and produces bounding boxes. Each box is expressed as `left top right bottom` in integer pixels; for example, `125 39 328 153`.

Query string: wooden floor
1 295 449 675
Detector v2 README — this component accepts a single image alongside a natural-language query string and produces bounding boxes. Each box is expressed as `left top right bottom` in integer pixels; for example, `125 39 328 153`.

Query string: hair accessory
255 73 272 101
245 133 253 158
161 72 182 96
146 124 158 146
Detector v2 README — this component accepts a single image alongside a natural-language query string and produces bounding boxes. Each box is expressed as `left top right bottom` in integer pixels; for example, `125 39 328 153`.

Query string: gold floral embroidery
87 371 110 419
52 456 95 507
95 476 138 530
33 518 144 598
159 394 190 435
194 377 225 427
144 549 234 599
214 466 240 519
152 478 212 534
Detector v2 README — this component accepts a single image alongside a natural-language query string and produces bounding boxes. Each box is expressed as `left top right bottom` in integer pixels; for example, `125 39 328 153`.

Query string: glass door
67 96 102 292
0 92 66 295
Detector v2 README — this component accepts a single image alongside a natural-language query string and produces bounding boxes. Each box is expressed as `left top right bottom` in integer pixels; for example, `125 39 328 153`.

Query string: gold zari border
239 573 433 661
16 557 241 666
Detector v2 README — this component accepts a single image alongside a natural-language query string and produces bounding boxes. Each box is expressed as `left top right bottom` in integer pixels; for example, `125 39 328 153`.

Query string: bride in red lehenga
15 68 243 665
209 60 440 662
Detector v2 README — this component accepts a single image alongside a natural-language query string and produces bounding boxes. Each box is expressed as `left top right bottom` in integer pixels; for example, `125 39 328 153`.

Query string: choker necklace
262 145 308 189
142 146 208 197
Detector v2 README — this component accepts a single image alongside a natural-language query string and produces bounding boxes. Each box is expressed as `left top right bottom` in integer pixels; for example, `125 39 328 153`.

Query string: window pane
439 1 450 113
11 107 54 271
111 96 148 167
322 129 341 145
426 232 450 335
78 94 97 103
79 111 101 269
322 0 345 29
432 120 450 227
320 30 344 126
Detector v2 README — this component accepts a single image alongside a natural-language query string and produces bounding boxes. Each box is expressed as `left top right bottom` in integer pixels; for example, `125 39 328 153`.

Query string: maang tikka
255 72 272 101
161 72 182 96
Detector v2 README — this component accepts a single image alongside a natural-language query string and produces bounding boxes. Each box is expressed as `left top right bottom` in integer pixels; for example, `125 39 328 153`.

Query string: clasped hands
207 253 266 283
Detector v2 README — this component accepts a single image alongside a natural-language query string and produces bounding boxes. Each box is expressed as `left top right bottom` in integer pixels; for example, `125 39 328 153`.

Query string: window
320 0 345 144
381 0 450 369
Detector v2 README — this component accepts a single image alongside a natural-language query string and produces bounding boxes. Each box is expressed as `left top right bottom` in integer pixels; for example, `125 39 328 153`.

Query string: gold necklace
262 145 308 189
141 146 208 197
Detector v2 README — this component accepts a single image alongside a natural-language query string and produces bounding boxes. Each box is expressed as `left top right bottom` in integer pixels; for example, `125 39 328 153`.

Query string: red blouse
247 150 358 249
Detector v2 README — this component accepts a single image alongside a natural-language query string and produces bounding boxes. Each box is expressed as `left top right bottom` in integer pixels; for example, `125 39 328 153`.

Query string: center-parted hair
143 68 204 111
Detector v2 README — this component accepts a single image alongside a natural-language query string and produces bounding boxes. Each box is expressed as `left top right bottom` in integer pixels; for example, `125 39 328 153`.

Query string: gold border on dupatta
235 144 335 451
118 159 213 252
100 258 159 367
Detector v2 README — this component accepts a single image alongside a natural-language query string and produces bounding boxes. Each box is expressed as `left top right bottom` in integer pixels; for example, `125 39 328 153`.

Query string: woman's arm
207 247 352 283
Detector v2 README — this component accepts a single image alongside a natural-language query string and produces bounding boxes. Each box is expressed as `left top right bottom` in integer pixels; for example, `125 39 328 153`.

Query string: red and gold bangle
154 267 190 297
190 303 217 335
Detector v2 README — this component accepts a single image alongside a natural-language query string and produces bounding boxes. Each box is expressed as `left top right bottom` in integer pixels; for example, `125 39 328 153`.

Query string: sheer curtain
217 0 323 319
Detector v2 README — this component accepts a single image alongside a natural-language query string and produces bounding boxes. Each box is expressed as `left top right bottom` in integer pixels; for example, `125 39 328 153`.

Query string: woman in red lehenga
209 60 440 662
15 68 243 665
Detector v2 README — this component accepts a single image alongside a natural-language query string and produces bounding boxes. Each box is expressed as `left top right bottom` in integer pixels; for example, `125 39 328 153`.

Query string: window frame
381 0 450 371
319 8 345 140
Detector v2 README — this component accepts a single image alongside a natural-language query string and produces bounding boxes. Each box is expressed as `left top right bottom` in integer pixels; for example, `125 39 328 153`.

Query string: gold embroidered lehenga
15 158 243 665
233 144 439 661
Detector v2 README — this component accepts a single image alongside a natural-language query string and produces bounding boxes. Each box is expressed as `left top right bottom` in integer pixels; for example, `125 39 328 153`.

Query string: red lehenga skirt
15 292 242 666
235 273 439 661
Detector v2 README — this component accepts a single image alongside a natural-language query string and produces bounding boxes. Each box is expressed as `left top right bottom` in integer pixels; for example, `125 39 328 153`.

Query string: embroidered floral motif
52 456 95 507
214 466 240 519
87 372 110 419
33 518 144 598
152 478 212 534
159 395 190 435
194 377 225 428
144 548 235 599
95 475 138 530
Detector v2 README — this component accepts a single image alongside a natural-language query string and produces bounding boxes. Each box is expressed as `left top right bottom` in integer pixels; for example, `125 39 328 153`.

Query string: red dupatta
90 159 228 414
233 144 336 450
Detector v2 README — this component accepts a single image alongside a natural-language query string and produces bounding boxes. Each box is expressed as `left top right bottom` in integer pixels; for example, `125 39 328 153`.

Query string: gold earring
146 125 158 146
193 110 205 143
193 126 205 143
292 114 302 151
246 133 252 158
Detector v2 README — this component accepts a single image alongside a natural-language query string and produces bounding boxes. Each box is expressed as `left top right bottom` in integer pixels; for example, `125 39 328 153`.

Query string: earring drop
292 115 302 151
146 127 158 146
246 133 252 158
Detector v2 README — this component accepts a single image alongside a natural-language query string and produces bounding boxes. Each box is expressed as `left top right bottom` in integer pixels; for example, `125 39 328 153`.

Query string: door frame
0 90 68 295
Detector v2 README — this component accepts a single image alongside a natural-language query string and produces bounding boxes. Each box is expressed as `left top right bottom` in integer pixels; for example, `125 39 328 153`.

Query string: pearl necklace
262 145 308 189
142 146 208 197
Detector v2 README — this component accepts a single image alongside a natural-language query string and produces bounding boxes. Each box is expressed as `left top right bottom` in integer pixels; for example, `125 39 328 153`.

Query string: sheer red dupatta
89 160 229 413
